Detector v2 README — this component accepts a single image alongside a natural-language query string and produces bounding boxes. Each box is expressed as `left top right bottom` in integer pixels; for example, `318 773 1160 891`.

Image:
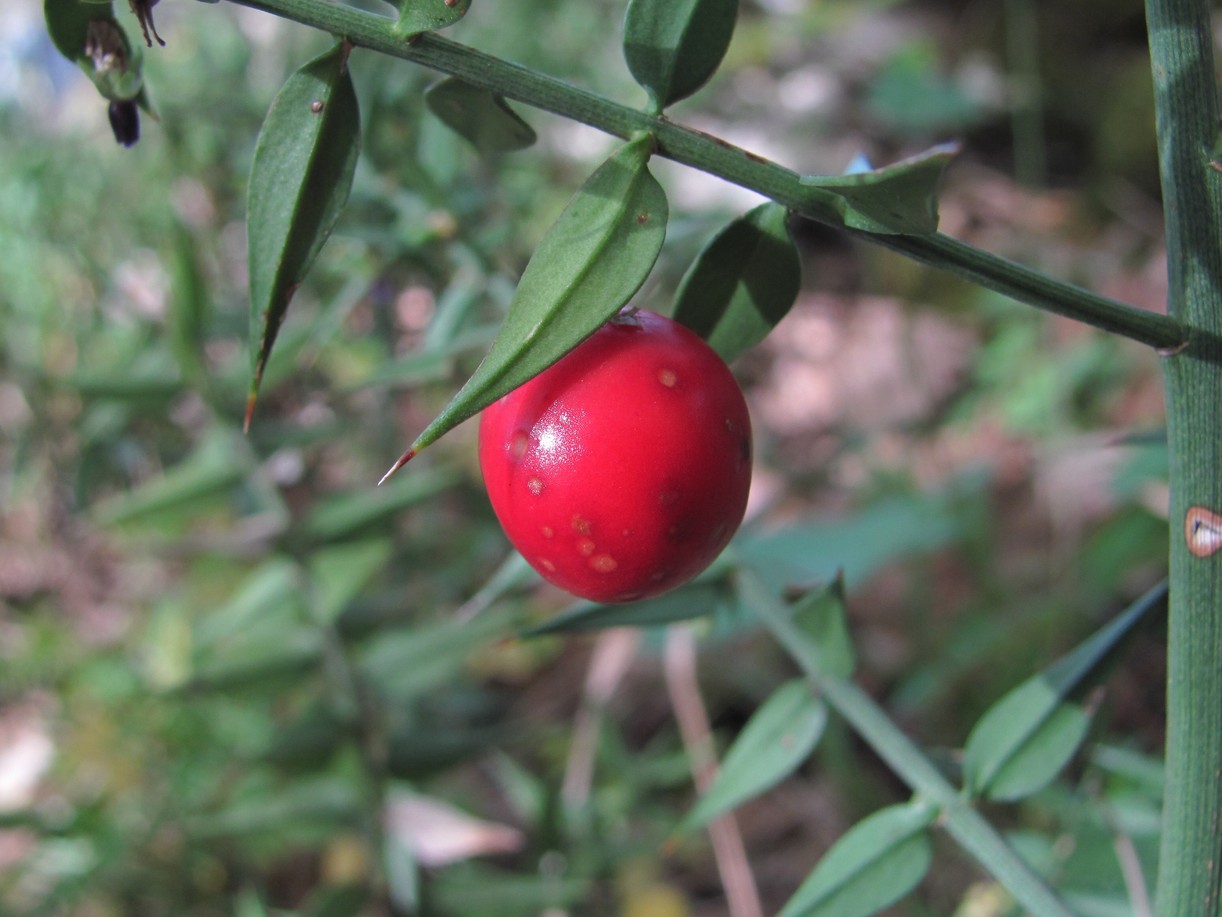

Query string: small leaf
736 492 966 591
310 540 394 626
623 0 739 110
801 144 957 235
673 202 801 362
191 777 361 838
359 609 518 703
682 679 826 832
383 135 667 477
523 579 728 636
426 78 537 153
168 222 209 389
394 0 470 38
791 574 856 680
246 43 361 429
92 432 245 526
963 580 1167 802
779 800 936 917
303 467 461 542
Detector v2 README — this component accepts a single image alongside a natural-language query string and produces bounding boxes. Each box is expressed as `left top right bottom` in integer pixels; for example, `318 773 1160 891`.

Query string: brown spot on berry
527 478 544 496
577 538 596 557
590 554 618 573
658 368 677 388
572 515 592 535
509 431 528 458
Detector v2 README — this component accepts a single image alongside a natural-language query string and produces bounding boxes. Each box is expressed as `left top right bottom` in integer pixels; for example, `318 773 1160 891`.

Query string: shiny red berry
478 309 752 603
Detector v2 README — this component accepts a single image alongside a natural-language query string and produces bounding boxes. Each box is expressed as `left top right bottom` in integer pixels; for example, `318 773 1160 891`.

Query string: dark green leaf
262 700 352 771
779 801 936 917
387 723 516 780
426 77 536 153
394 0 470 37
246 43 361 428
682 679 826 832
623 0 738 110
963 581 1167 802
801 144 957 235
673 202 800 362
385 135 667 473
523 578 728 636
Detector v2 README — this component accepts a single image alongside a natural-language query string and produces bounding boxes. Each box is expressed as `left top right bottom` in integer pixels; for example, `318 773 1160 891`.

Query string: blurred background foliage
0 0 1172 913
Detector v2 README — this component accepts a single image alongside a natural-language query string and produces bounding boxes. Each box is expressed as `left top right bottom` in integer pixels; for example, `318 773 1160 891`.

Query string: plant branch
665 625 764 917
223 0 1187 351
1144 0 1222 912
744 572 1076 917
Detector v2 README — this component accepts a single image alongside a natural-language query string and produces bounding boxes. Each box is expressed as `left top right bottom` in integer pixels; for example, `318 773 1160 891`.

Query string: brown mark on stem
1185 506 1222 558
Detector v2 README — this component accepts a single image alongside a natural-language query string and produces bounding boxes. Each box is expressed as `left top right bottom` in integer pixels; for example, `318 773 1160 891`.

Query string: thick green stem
224 0 1187 351
1145 0 1222 912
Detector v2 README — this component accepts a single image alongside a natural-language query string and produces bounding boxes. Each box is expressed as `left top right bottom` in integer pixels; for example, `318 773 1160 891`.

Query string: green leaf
169 222 210 389
359 609 519 703
682 679 826 832
393 0 470 38
623 0 739 110
191 777 361 838
735 491 967 591
801 144 957 235
522 579 728 636
779 800 936 917
963 581 1168 802
425 78 536 153
303 467 461 543
672 202 801 362
385 135 667 474
92 432 246 526
246 43 361 428
309 540 394 626
791 574 856 680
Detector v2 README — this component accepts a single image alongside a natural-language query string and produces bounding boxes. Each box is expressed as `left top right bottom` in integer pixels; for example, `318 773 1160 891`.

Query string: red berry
478 309 752 603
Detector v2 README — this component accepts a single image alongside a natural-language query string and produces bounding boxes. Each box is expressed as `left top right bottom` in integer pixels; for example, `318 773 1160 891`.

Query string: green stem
1144 0 1222 912
224 0 1186 351
744 573 1075 917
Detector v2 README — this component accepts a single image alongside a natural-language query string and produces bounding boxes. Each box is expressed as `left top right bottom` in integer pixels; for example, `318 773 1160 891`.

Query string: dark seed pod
108 99 140 147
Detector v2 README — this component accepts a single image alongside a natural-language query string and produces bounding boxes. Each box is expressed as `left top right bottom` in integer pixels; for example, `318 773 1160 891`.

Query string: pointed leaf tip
378 449 416 486
243 391 257 434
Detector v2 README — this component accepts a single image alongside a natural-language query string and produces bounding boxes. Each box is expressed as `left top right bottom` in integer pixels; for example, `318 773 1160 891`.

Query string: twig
664 625 763 917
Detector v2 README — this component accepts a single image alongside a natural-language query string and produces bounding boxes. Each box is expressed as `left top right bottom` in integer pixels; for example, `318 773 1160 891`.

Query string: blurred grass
0 0 1171 914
